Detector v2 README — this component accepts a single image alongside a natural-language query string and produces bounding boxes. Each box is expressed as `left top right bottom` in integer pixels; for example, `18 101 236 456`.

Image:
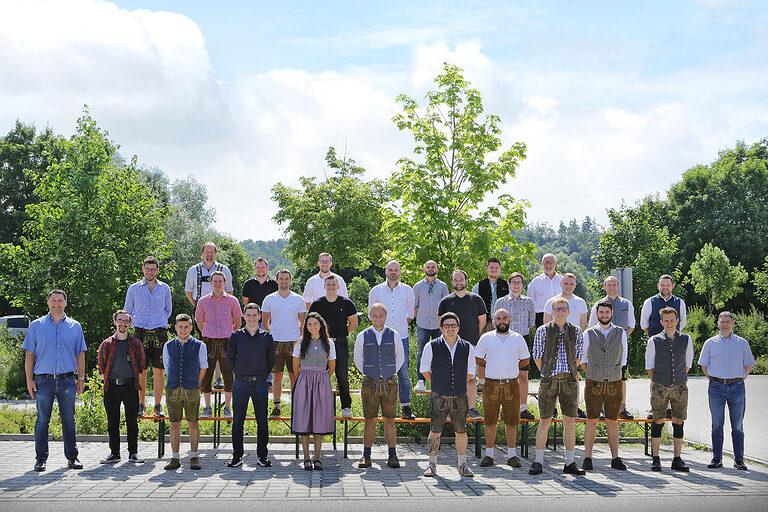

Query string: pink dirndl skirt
291 368 334 435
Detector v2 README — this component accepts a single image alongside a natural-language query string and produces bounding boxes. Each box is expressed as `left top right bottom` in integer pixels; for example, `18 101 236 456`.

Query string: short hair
551 297 569 308
143 255 159 267
113 309 131 321
175 313 192 324
595 299 614 312
659 274 674 283
451 269 468 280
562 272 577 281
47 289 67 300
440 312 460 327
659 307 678 318
541 253 557 263
718 311 735 321
324 274 338 282
508 272 525 283
486 257 501 266
211 270 226 281
254 257 268 266
368 302 387 315
318 252 332 261
276 268 292 279
201 241 217 253
244 303 261 315
604 275 619 284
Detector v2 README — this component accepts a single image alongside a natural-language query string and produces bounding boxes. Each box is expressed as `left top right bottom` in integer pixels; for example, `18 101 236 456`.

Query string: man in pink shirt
195 271 242 418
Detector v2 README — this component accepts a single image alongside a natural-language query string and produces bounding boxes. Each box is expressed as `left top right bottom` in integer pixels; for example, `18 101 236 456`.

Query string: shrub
73 368 108 434
682 306 716 375
734 306 768 361
0 326 27 398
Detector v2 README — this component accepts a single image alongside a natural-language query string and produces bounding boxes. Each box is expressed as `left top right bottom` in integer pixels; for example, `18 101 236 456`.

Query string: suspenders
196 263 223 300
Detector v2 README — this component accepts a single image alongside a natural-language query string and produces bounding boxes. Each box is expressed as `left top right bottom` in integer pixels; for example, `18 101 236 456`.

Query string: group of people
22 247 755 477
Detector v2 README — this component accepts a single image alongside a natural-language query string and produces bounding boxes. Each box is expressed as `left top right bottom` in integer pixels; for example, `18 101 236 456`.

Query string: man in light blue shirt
23 289 87 472
412 260 449 392
124 255 172 417
698 311 755 470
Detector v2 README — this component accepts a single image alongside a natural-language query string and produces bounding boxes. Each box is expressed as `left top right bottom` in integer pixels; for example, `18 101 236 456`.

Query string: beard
495 323 510 333
453 283 466 291
425 270 437 276
598 319 612 327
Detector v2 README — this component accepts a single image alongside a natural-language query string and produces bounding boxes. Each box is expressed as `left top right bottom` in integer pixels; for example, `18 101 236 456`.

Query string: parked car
0 315 29 339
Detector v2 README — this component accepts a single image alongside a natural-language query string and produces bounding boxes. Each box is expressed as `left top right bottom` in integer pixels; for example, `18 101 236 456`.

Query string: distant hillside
238 238 294 274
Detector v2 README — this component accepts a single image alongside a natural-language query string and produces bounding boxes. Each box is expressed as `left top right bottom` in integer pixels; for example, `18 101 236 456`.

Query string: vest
166 337 203 389
648 294 681 336
585 326 624 382
651 331 690 386
362 327 397 379
603 295 632 330
478 278 509 317
541 321 579 378
429 337 470 396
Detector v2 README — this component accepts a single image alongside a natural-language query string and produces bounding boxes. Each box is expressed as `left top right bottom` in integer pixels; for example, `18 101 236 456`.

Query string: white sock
535 449 544 464
508 447 516 458
485 448 494 457
402 403 410 407
429 455 437 465
458 453 467 466
172 452 180 459
190 451 198 458
565 450 574 465
478 378 485 385
520 404 527 412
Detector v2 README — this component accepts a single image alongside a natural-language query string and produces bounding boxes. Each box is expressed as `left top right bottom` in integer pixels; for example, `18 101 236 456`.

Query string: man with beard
241 257 278 309
475 308 530 469
472 257 509 334
641 275 687 337
303 252 348 309
412 260 450 392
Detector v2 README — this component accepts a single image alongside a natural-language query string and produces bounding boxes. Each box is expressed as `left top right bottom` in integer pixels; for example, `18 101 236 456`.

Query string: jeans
708 379 746 461
232 378 269 460
104 382 139 456
334 338 352 409
416 327 441 382
34 375 78 462
397 337 411 405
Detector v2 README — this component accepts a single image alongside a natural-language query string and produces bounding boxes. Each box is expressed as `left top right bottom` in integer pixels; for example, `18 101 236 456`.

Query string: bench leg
295 435 299 459
344 420 348 459
644 422 650 457
474 422 482 458
158 419 165 459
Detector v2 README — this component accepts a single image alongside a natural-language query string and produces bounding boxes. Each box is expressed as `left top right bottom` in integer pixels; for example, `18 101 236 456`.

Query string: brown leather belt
711 376 744 384
486 378 518 384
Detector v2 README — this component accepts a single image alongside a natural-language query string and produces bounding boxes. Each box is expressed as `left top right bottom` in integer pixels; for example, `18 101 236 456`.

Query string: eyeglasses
442 323 459 329
552 307 569 312
115 319 131 324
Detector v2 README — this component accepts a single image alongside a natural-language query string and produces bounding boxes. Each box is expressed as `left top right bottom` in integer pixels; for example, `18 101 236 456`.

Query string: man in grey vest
588 275 635 420
353 303 405 469
581 300 628 471
645 307 694 472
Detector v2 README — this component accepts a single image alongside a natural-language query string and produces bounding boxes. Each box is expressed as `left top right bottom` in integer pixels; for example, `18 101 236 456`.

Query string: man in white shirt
368 261 415 419
303 252 348 309
475 308 530 469
261 269 307 417
527 253 562 328
184 242 234 306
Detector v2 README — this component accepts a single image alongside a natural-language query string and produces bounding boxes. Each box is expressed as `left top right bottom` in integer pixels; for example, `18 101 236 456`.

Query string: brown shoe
387 456 400 468
164 458 181 470
190 457 202 470
358 457 372 468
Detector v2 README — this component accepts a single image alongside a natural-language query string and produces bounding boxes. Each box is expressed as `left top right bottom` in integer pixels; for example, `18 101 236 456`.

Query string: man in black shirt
309 275 358 417
241 257 278 308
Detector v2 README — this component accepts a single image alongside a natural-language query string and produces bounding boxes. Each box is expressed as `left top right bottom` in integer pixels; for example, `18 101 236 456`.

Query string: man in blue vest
163 314 208 471
645 307 694 472
353 303 405 469
420 312 477 477
640 274 687 337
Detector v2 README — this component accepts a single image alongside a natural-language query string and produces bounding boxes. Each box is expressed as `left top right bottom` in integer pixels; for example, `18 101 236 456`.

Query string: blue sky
1 0 766 241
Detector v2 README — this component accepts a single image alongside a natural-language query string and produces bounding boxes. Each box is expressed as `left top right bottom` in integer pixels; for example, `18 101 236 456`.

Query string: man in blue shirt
23 289 87 472
698 311 755 471
124 255 172 417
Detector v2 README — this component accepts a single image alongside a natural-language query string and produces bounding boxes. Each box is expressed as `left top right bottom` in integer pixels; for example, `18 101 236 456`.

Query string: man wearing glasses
412 260 449 393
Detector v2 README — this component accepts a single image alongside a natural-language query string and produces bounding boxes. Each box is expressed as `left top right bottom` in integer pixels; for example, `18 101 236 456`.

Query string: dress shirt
162 337 208 371
22 314 87 375
474 331 530 379
419 336 476 376
544 294 589 327
527 272 563 312
368 281 414 339
413 278 450 330
303 273 348 304
195 292 243 338
353 327 405 375
226 328 276 378
494 293 535 335
640 296 687 331
533 324 584 376
124 278 172 329
588 297 636 329
644 331 694 370
698 333 755 379
581 324 628 365
184 261 233 300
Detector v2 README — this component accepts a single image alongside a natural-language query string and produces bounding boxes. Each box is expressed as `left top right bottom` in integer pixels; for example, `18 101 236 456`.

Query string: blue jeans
232 379 269 460
416 327 441 382
398 337 411 405
34 375 78 462
708 379 746 461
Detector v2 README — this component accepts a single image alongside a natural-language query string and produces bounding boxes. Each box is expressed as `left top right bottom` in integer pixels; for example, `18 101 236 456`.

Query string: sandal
303 459 313 471
313 459 323 471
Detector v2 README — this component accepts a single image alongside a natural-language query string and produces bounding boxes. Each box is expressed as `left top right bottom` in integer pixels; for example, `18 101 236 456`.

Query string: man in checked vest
580 300 628 471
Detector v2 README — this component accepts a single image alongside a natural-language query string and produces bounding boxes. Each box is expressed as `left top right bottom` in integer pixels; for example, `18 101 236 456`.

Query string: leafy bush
73 368 108 434
752 357 768 376
0 326 27 398
734 306 768 361
682 306 716 375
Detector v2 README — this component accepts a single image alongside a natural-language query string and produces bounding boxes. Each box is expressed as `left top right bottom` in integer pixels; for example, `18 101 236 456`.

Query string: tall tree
687 243 748 313
384 63 534 285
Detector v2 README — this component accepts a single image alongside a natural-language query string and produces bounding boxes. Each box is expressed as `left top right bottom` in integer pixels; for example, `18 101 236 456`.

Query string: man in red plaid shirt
97 310 146 464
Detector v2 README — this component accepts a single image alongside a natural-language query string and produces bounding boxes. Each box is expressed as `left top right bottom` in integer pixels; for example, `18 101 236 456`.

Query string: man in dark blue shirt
226 303 276 468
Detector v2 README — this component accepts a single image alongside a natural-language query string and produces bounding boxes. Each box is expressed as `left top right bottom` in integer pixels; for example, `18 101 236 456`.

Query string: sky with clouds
1 0 766 242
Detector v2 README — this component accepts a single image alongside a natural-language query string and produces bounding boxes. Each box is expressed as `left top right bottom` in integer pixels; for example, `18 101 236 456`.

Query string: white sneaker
458 464 475 477
413 380 427 392
341 408 352 418
424 463 437 477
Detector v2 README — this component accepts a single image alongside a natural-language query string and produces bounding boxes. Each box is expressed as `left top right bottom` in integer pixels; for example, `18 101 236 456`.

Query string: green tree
239 238 294 275
753 256 768 308
384 63 534 285
686 243 748 312
272 147 387 273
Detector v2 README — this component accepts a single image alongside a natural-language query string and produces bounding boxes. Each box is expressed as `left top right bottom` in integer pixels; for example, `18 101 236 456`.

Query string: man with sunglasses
412 260 449 393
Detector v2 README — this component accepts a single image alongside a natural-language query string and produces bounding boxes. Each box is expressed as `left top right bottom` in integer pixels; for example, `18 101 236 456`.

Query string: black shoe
213 377 224 390
128 453 145 463
563 462 586 475
520 409 535 420
266 380 272 391
67 458 83 470
33 460 46 472
269 406 281 418
257 458 272 467
227 457 243 468
734 460 748 470
576 408 587 419
671 457 689 472
707 458 723 469
611 457 627 470
619 409 634 420
480 456 494 467
529 462 543 475
599 414 605 420
552 408 558 419
100 453 121 464
582 457 593 471
665 408 672 419
401 405 415 420
651 456 661 471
